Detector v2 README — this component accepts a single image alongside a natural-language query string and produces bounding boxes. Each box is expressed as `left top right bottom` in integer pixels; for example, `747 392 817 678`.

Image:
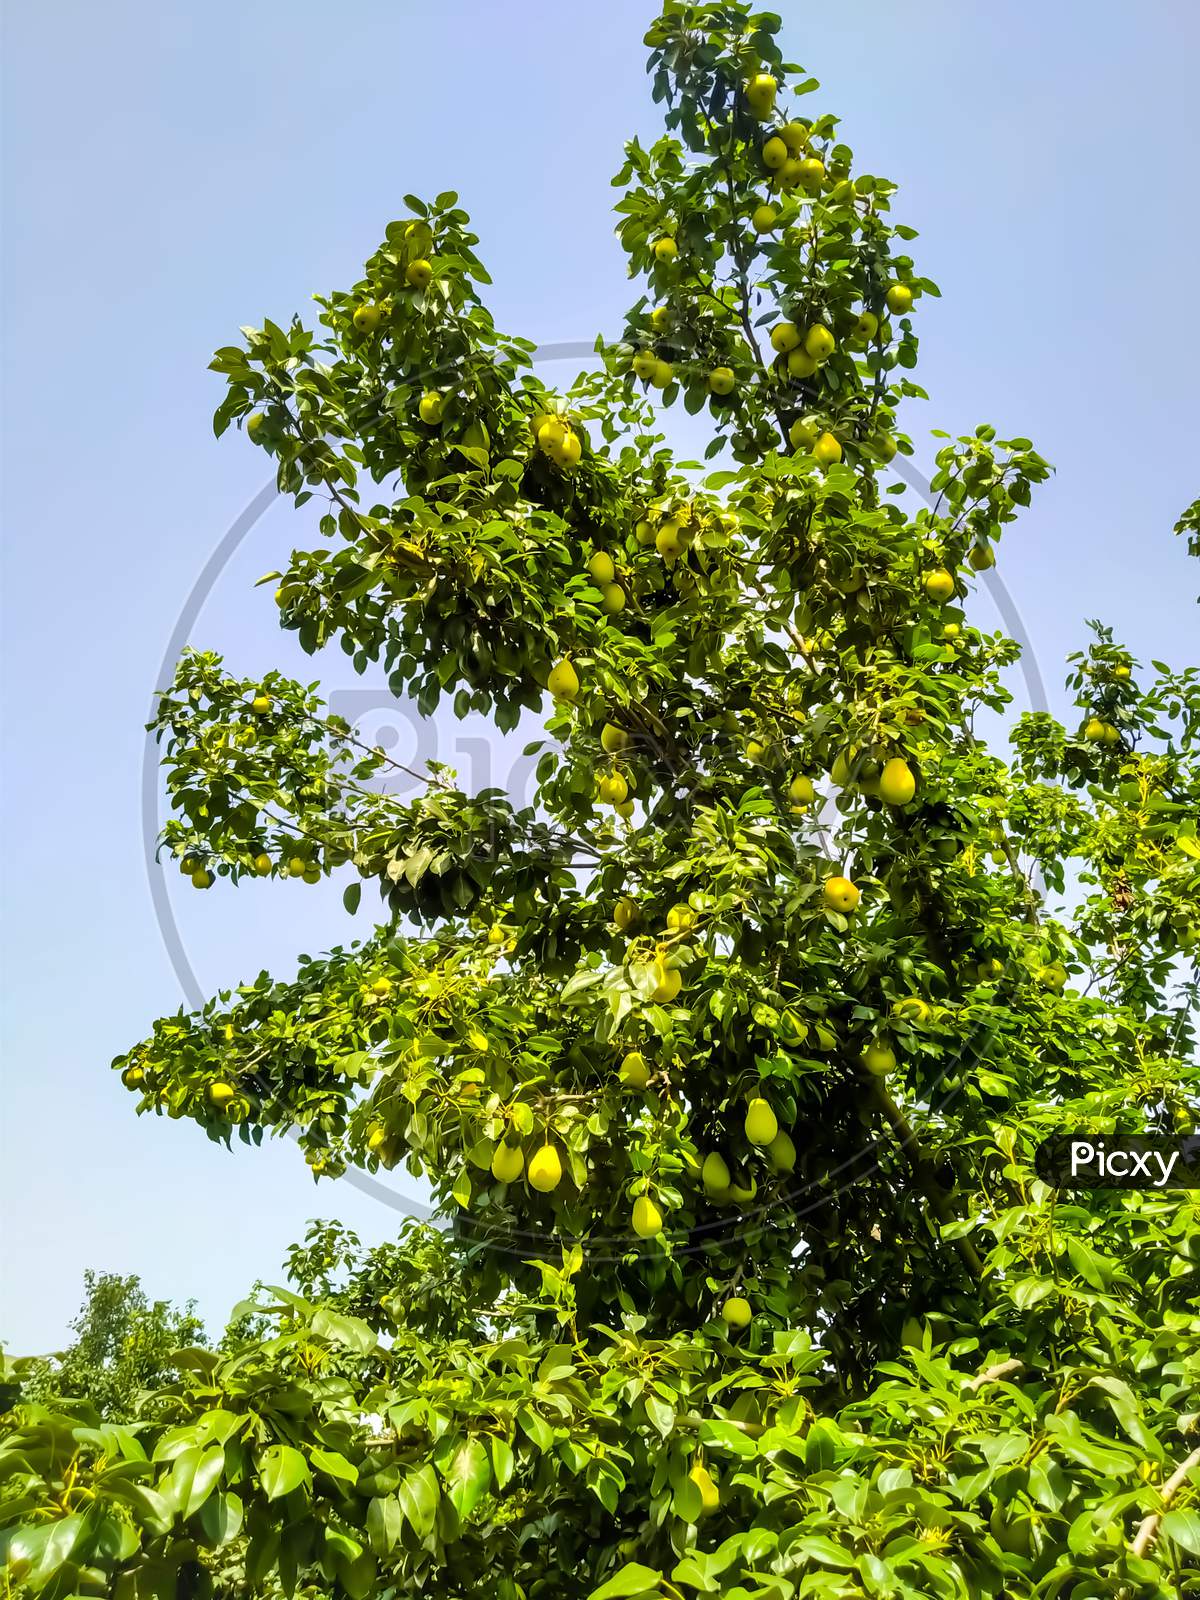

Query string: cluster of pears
759 117 824 195
1084 717 1122 746
532 410 583 470
585 549 627 614
700 1093 796 1208
830 749 918 808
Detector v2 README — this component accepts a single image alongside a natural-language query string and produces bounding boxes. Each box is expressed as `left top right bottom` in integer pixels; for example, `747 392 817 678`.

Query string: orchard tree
4 5 1200 1597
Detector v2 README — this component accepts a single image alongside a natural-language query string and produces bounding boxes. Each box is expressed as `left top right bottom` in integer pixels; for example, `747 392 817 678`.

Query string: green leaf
311 1307 377 1355
310 1447 358 1484
1162 1509 1200 1556
197 1491 243 1547
396 1464 439 1538
168 1444 225 1519
258 1445 311 1501
587 1563 663 1600
443 1436 492 1520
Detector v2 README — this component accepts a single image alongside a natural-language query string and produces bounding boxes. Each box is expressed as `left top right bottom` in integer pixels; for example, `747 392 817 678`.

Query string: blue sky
3 0 1198 1354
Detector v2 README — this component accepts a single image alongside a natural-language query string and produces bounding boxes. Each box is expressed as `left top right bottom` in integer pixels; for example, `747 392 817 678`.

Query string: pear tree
3 4 1200 1597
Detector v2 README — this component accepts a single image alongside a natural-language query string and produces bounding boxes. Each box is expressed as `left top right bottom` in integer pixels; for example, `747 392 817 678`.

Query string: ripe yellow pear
620 1050 650 1089
650 305 672 330
803 324 836 362
122 1065 145 1089
751 203 778 234
721 1296 752 1330
352 303 382 333
601 583 625 612
252 852 272 875
786 347 819 379
652 237 678 262
207 1081 235 1108
598 772 628 805
405 258 434 289
727 1173 757 1204
418 391 444 425
860 1042 896 1077
788 774 815 806
614 798 635 820
251 693 271 714
762 135 788 170
287 856 307 877
552 430 582 468
366 1124 389 1154
924 568 955 603
632 1194 664 1238
823 875 861 913
527 1144 563 1193
370 976 392 996
650 959 682 1004
854 309 879 341
886 282 913 314
631 350 658 382
600 722 630 754
788 415 819 450
635 517 656 545
191 868 213 889
650 359 674 388
813 432 842 467
1084 717 1106 742
770 322 802 354
744 1097 778 1146
943 623 960 640
968 542 995 571
537 416 568 451
879 758 916 807
689 1464 720 1515
781 120 809 153
798 157 825 189
767 1129 797 1173
302 866 321 884
702 1151 732 1198
588 551 616 585
708 366 735 395
614 896 639 930
547 659 580 701
491 1141 525 1184
665 902 696 933
656 522 684 560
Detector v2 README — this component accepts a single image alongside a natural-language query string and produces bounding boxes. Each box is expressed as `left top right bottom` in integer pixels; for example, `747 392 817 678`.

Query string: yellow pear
860 1042 896 1077
968 542 995 571
491 1141 524 1184
879 758 916 807
656 521 684 560
601 722 630 754
744 1097 778 1146
762 135 788 170
252 853 272 875
632 1194 664 1238
650 960 682 1004
702 1151 732 1198
650 305 672 330
588 551 615 585
598 772 629 805
665 903 696 933
652 237 678 262
352 304 382 333
770 322 801 354
924 568 955 603
813 432 842 467
527 1144 563 1193
854 309 879 341
405 259 433 290
788 774 815 806
781 120 809 153
614 896 639 930
751 203 778 233
767 1129 797 1173
601 583 625 612
207 1081 235 1108
721 1296 752 1329
620 1050 650 1089
689 1464 720 1515
547 659 580 701
418 391 444 425
788 415 819 450
803 324 835 362
631 351 658 382
886 282 913 314
251 693 271 714
708 367 735 395
786 347 819 379
191 868 213 889
798 157 825 189
823 875 861 913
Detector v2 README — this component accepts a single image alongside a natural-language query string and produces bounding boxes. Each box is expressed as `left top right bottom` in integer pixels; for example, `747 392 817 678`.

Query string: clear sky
3 0 1198 1355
